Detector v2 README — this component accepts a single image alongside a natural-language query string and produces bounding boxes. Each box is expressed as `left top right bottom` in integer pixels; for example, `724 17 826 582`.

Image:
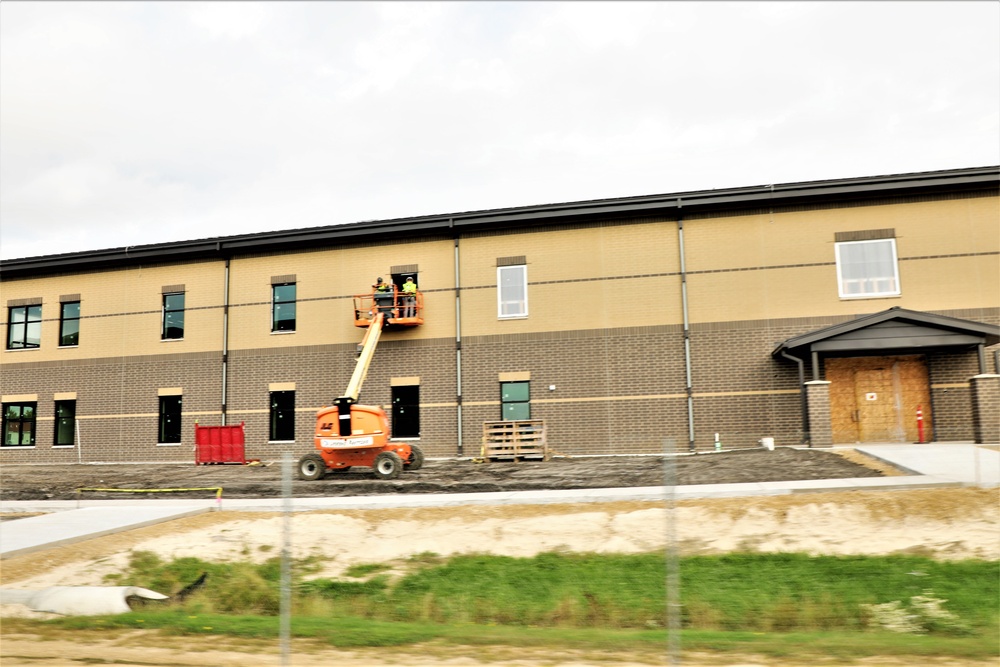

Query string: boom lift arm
334 311 384 436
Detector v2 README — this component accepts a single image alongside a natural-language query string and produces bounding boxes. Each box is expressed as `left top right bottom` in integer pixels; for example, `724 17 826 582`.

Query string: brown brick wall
971 375 1000 444
0 354 221 463
4 316 996 462
805 382 834 447
225 338 458 460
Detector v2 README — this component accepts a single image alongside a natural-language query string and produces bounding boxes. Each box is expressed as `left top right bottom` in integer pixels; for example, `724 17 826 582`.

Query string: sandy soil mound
3 488 996 595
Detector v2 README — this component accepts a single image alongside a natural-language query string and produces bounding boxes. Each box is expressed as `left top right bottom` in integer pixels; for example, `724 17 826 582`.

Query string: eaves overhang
772 307 1000 360
2 165 997 280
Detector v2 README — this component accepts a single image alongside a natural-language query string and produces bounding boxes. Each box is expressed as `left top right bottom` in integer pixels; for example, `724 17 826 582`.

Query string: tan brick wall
458 221 681 337
226 239 456 351
0 261 226 364
684 195 999 324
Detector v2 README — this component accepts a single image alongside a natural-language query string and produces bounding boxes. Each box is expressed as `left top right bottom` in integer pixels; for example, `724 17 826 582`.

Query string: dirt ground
3 448 998 667
0 447 886 501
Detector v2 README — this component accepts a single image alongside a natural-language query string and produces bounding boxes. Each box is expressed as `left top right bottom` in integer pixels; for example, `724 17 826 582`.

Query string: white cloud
185 2 268 41
1 1 997 260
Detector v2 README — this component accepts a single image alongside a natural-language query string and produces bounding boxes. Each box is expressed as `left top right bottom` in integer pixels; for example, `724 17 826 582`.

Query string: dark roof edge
3 165 998 279
772 307 1000 356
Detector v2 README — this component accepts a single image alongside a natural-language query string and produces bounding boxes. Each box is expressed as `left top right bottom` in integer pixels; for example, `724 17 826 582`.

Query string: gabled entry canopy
773 307 1000 378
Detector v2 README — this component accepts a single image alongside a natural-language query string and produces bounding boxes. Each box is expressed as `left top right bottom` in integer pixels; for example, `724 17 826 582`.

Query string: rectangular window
2 402 37 446
497 265 528 318
162 293 185 340
54 400 76 446
158 395 182 444
835 238 900 298
7 305 42 349
391 385 420 438
501 381 530 421
269 391 295 441
272 284 296 332
59 302 81 347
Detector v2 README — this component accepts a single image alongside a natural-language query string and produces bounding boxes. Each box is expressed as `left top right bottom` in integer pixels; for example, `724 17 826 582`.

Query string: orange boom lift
297 283 424 481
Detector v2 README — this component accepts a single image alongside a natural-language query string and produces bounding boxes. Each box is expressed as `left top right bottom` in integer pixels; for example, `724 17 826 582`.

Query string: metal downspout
221 257 231 425
453 232 464 456
677 213 695 452
780 350 810 446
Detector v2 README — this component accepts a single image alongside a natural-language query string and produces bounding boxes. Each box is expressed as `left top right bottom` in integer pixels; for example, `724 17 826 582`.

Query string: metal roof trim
3 165 997 278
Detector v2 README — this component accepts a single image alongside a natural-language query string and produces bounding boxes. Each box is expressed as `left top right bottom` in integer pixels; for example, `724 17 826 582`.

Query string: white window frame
497 265 528 319
835 238 901 299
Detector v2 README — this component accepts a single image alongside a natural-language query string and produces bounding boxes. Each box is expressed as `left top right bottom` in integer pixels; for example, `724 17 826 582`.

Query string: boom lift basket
353 290 424 328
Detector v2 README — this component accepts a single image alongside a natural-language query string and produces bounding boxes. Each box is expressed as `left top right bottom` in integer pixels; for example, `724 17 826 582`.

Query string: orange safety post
916 405 925 444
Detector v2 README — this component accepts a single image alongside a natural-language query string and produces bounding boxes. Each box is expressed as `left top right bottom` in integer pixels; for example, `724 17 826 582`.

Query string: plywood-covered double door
827 355 932 443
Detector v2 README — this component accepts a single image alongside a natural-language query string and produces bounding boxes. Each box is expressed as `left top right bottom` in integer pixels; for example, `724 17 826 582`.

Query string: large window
162 293 185 340
501 381 530 421
59 301 81 347
7 304 42 349
835 238 900 298
2 402 36 446
158 395 182 444
272 284 296 332
497 265 528 318
269 391 295 441
54 400 76 446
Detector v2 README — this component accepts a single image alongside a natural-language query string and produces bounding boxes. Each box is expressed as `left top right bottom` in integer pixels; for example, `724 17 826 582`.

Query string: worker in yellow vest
402 277 417 317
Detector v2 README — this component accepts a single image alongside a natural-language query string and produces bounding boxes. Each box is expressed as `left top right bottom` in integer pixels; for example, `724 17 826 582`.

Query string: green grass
9 614 998 661
14 550 991 659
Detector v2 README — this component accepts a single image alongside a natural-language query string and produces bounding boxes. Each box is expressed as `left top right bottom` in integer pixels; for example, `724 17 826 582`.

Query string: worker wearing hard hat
402 277 417 317
374 277 391 292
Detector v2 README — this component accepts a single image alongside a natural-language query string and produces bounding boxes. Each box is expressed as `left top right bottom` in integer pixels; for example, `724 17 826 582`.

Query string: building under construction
1 165 998 463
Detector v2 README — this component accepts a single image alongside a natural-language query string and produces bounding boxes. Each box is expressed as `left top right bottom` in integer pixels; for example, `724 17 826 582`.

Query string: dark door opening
390 272 418 289
392 385 420 439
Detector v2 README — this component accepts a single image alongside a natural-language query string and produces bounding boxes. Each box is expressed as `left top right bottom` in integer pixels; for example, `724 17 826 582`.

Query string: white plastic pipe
1 586 168 616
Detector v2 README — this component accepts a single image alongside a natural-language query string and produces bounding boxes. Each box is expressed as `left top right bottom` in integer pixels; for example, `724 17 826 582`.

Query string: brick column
805 380 833 447
970 374 1000 444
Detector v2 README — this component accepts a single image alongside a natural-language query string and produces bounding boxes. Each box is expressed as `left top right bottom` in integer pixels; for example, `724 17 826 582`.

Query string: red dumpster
195 422 246 465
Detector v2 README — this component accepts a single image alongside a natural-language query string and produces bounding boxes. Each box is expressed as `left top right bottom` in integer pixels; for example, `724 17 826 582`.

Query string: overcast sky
1 1 997 261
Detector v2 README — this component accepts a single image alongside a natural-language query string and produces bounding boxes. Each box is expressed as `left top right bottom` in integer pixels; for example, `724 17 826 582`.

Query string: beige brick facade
3 170 998 462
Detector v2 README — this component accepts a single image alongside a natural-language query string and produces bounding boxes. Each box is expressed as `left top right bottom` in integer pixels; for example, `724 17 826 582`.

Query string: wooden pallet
482 420 548 461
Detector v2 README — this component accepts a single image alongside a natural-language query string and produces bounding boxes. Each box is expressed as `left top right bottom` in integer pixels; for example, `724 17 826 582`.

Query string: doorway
391 385 420 439
827 355 932 443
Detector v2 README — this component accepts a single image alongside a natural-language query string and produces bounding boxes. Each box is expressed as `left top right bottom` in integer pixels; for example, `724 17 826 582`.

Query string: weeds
863 590 973 635
98 550 997 636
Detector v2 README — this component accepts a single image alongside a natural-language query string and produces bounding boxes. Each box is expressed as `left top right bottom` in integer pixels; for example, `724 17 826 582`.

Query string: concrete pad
856 444 1000 486
0 505 209 559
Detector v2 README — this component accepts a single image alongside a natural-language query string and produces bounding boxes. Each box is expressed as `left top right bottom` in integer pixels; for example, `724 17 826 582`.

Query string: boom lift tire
373 451 403 480
405 444 425 471
297 453 328 481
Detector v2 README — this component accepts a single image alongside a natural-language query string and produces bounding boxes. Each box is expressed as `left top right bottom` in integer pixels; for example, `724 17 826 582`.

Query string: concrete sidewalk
855 443 1000 486
0 505 210 560
2 443 996 560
